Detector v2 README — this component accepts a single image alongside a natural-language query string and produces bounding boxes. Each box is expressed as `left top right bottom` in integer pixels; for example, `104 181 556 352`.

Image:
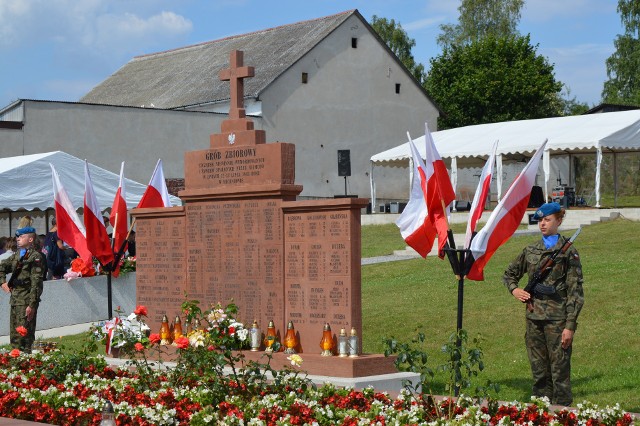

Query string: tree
437 0 524 49
424 35 563 129
370 15 427 84
602 0 640 104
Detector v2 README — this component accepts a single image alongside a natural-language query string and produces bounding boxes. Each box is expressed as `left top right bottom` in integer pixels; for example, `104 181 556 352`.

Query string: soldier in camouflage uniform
503 202 584 406
0 226 45 352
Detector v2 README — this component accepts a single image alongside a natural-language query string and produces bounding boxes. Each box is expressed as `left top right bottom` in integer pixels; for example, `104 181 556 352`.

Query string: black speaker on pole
338 150 351 177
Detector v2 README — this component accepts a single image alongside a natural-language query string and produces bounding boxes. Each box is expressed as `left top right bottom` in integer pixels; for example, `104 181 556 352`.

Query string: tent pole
595 147 602 208
613 152 618 208
369 161 376 214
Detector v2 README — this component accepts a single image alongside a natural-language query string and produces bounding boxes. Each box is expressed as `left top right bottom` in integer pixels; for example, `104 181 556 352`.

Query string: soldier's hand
1 282 9 294
561 328 574 349
26 306 35 323
512 287 530 302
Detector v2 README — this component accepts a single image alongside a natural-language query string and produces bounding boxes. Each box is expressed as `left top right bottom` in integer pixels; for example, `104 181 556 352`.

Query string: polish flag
84 161 114 267
464 140 498 249
50 164 93 267
137 159 172 208
110 162 128 267
396 138 437 257
467 140 547 281
423 124 456 258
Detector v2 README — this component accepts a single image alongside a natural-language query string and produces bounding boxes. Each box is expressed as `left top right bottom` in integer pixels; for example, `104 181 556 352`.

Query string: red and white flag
137 159 172 208
49 164 93 267
396 138 437 257
84 161 114 267
467 140 547 281
464 140 498 249
110 162 128 263
423 124 456 258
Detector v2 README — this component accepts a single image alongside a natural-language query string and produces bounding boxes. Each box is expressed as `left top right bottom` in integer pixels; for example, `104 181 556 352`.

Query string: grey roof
80 10 356 109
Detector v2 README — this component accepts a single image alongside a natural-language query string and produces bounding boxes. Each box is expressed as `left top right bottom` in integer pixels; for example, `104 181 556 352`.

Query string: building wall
259 14 438 201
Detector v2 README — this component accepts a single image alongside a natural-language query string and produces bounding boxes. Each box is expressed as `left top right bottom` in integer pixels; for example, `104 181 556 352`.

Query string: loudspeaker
338 150 351 177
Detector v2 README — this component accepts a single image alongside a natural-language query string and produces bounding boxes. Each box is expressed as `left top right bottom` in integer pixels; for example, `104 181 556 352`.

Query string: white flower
236 328 249 341
287 354 303 367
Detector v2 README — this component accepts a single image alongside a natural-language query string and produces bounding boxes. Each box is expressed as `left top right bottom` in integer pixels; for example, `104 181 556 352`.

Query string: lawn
360 219 640 412
7 218 639 412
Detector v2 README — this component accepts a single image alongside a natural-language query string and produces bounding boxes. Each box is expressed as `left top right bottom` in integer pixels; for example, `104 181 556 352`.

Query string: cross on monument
219 50 254 120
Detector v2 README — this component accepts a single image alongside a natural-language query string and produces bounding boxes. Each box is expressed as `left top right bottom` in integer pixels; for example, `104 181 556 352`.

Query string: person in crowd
0 226 45 352
0 236 7 256
126 230 136 257
43 217 66 280
17 216 34 229
0 237 16 262
503 202 584 407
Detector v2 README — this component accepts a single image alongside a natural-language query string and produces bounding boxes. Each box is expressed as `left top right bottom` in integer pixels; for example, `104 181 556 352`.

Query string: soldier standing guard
503 202 584 406
0 226 45 352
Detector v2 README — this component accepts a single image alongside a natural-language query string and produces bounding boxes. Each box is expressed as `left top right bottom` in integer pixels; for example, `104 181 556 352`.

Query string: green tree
602 0 640 104
370 15 427 84
424 35 563 129
437 0 524 49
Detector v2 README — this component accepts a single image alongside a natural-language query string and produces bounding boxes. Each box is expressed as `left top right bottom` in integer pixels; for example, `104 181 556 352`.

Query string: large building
0 10 439 205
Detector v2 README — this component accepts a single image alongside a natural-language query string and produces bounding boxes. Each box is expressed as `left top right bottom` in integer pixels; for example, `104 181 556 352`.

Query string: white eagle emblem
228 133 236 145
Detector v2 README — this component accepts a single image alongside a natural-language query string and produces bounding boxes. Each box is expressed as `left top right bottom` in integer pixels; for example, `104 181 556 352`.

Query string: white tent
0 151 181 211
370 110 640 209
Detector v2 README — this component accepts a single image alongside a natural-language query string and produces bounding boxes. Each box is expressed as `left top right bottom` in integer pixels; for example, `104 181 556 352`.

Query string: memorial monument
132 51 392 376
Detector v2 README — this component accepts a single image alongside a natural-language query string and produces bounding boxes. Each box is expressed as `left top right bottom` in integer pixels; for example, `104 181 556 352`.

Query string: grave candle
320 323 334 356
338 328 348 357
250 320 261 351
348 327 359 357
283 321 298 354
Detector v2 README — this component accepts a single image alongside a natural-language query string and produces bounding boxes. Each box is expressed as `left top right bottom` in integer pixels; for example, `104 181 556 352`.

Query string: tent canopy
372 110 640 167
0 151 181 211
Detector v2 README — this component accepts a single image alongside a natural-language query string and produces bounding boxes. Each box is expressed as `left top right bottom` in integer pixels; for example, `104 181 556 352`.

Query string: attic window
351 38 358 48
302 72 308 84
395 83 401 94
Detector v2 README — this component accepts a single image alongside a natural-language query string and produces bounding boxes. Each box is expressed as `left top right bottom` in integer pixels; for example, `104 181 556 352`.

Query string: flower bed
0 303 634 425
0 351 634 425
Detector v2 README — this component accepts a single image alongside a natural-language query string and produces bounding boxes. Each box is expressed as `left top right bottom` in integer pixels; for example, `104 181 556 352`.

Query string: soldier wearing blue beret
503 202 584 406
0 226 45 352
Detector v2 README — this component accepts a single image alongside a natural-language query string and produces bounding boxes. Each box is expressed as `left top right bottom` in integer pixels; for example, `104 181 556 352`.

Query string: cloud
403 16 446 32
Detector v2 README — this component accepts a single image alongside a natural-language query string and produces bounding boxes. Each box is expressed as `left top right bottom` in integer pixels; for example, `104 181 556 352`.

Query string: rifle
523 227 581 312
7 250 29 290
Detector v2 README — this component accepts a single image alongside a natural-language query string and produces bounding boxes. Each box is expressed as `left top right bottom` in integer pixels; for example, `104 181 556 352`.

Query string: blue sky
0 0 623 109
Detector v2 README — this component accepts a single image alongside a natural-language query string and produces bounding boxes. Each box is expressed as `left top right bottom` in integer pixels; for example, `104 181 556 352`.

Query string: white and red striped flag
396 137 437 257
467 140 548 281
49 164 93 267
464 140 498 249
423 123 456 258
110 162 128 266
137 159 172 208
84 160 114 267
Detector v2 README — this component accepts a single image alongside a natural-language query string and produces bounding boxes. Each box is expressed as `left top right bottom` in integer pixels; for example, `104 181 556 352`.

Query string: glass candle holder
348 327 359 357
320 323 334 356
283 321 298 354
159 314 171 345
173 315 183 341
338 328 348 357
249 320 261 351
264 320 277 352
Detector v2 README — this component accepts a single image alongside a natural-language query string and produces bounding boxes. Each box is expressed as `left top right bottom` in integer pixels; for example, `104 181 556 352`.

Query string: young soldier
0 226 45 352
503 202 584 407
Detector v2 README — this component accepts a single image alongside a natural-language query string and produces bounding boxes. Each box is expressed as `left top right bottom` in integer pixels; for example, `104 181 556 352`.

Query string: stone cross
219 50 254 120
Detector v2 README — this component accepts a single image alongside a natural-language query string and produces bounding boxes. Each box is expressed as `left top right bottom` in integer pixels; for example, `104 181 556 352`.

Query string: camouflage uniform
503 237 584 406
0 249 45 351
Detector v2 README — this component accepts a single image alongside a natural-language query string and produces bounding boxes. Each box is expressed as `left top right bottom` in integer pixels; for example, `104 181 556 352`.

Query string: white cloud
403 16 446 32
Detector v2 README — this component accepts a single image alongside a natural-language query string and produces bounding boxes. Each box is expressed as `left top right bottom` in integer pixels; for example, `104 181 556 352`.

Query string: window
395 83 401 94
351 38 358 48
302 72 308 84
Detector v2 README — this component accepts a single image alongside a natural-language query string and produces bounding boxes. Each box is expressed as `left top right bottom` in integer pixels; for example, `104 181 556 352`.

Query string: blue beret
534 202 561 220
15 226 36 236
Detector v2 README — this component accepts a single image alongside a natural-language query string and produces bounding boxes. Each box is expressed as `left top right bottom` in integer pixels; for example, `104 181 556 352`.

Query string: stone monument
132 51 386 372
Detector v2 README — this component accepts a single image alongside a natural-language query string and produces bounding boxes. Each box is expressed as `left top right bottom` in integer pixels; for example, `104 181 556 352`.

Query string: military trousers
525 318 572 406
10 303 38 352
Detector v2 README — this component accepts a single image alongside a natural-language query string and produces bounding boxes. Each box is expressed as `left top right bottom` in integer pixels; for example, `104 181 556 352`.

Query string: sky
0 0 625 110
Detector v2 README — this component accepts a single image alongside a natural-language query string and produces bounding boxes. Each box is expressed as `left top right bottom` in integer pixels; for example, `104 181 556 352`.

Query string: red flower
207 345 215 351
134 343 144 352
228 326 235 335
149 333 161 345
134 305 148 316
174 336 189 349
15 326 27 337
9 349 20 357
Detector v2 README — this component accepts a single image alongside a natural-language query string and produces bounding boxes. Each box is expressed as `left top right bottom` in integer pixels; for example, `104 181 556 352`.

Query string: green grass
361 218 640 411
